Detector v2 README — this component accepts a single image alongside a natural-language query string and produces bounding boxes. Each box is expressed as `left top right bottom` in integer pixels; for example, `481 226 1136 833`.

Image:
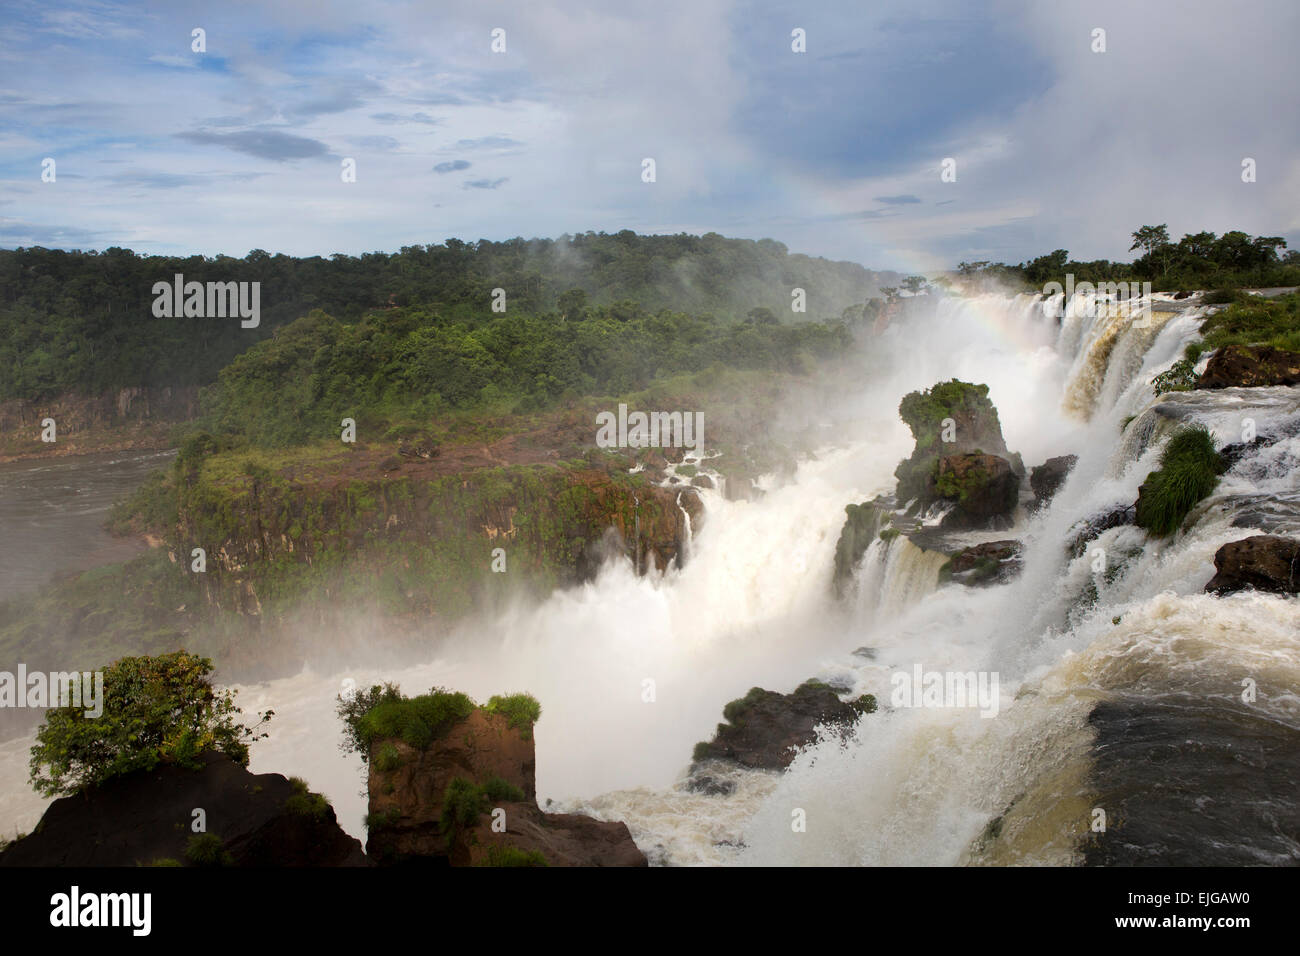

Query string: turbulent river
2 291 1297 864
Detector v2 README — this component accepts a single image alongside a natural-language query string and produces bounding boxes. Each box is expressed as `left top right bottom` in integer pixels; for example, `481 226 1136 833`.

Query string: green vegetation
894 379 1004 503
373 743 403 773
184 833 232 867
832 501 887 595
1198 291 1300 353
142 858 183 867
0 235 888 405
1135 426 1226 537
1152 358 1199 396
849 694 878 715
440 776 526 835
955 226 1297 293
364 809 401 832
483 693 542 740
27 651 272 797
336 683 475 757
284 777 330 821
475 846 548 867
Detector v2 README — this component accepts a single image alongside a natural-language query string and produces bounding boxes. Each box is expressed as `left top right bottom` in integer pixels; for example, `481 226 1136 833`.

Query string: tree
28 651 272 797
1130 225 1170 256
901 276 929 295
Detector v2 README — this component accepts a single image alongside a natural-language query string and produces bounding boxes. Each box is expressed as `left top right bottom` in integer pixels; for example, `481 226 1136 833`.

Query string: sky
1 0 1297 273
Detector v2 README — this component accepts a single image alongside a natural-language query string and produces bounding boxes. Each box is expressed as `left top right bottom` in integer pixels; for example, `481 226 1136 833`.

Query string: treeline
955 226 1299 291
200 303 854 447
0 233 894 402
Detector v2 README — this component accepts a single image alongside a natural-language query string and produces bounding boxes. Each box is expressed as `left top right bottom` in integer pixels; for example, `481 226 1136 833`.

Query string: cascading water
2 289 1294 866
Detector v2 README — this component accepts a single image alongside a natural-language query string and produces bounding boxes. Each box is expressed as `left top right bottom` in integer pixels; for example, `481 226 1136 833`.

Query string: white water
3 289 1296 863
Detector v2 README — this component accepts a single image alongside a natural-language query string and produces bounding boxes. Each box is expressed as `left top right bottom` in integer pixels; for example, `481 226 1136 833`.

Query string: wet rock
942 539 1023 586
684 774 736 797
691 680 874 771
832 500 891 596
1068 505 1137 558
0 752 366 867
1029 455 1078 506
1205 535 1300 595
690 474 715 490
1197 345 1300 389
928 453 1020 530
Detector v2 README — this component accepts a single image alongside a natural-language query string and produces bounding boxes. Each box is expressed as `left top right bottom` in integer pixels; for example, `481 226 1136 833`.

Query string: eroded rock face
365 708 645 867
1030 455 1078 506
1197 345 1300 389
1205 535 1300 595
692 680 872 771
0 752 365 867
928 453 1020 530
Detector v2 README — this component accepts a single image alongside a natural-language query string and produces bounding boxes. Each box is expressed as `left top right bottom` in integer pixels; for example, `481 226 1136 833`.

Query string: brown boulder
1205 535 1300 595
945 539 1023 586
1197 345 1300 389
366 707 645 867
455 803 647 867
929 453 1020 529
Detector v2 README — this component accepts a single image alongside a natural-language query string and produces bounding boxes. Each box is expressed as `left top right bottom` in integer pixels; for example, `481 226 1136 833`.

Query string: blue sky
1 0 1297 272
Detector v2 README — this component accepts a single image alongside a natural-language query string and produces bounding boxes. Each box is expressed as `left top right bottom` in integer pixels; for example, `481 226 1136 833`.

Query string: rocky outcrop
928 453 1020 529
1197 345 1300 389
1067 505 1137 558
894 379 1020 505
942 540 1023 586
691 680 875 770
832 500 891 596
365 706 645 867
1205 535 1300 595
1029 455 1078 506
0 752 365 867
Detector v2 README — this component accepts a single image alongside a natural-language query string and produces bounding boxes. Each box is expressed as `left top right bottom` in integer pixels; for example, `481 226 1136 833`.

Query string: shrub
28 651 272 797
373 743 403 772
185 833 231 867
284 777 330 821
1152 358 1199 396
1135 425 1225 536
440 778 488 832
476 846 548 867
479 776 526 803
336 683 474 759
483 694 542 739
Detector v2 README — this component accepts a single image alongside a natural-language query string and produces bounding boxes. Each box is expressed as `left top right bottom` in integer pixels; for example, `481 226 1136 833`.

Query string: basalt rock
1197 345 1300 389
366 706 645 867
942 539 1023 586
1205 535 1300 595
0 752 366 867
1068 505 1137 558
928 453 1020 530
832 499 891 596
1029 455 1078 506
691 680 875 771
894 379 1019 506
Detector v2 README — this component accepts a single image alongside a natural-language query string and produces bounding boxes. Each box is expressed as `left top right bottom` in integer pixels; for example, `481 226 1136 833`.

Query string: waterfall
2 289 1294 866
